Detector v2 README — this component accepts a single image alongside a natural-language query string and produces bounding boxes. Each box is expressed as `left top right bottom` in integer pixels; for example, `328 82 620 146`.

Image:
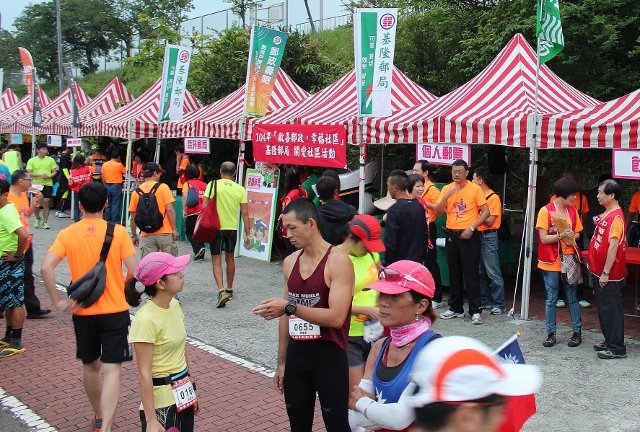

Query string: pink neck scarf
390 316 432 347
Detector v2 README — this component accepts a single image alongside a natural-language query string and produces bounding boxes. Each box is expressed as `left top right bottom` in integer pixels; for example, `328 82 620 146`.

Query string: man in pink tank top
253 198 354 431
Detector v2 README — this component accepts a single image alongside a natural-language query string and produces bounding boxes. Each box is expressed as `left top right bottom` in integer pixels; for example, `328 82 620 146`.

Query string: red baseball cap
365 260 435 298
349 215 385 253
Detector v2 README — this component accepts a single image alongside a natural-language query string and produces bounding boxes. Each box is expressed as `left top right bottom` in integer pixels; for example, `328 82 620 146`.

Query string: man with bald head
202 161 251 308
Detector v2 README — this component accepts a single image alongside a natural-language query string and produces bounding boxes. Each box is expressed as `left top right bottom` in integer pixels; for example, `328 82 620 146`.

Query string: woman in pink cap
348 260 441 432
126 252 200 432
338 215 386 397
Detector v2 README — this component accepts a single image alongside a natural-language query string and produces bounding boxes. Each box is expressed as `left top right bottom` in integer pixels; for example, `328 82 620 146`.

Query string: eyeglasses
451 170 466 175
379 267 430 292
20 178 32 182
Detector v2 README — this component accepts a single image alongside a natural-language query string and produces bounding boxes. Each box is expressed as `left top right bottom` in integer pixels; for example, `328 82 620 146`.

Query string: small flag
537 0 564 63
32 69 42 128
63 63 82 129
494 334 537 432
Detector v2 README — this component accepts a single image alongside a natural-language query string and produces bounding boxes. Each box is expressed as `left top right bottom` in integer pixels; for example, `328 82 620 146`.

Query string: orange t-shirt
176 156 190 188
8 191 30 232
48 219 136 316
536 205 584 272
438 181 487 230
478 189 501 231
421 181 440 223
101 160 127 184
129 181 175 236
629 191 640 213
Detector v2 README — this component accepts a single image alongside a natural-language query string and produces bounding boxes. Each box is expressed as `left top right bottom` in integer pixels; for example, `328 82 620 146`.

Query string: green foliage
223 0 264 29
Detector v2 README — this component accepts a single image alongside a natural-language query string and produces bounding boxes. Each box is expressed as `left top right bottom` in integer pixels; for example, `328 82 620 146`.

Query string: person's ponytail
125 277 157 307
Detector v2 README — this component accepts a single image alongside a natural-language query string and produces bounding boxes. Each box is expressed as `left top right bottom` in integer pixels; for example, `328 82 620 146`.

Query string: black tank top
287 246 350 352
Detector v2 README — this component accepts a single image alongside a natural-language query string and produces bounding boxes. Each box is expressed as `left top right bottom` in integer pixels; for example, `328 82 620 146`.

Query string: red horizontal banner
252 123 347 168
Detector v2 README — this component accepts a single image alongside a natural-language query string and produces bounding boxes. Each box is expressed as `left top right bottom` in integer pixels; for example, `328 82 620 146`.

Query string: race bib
288 316 321 340
363 320 384 344
171 376 197 412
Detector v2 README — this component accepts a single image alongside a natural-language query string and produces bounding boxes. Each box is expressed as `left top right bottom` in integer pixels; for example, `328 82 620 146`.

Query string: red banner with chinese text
252 124 347 168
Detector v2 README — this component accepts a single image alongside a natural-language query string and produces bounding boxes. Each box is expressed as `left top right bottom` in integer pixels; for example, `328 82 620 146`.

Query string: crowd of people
0 140 631 431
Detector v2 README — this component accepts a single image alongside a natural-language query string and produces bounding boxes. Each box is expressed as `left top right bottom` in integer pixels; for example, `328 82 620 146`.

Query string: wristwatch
602 270 609 276
284 300 297 316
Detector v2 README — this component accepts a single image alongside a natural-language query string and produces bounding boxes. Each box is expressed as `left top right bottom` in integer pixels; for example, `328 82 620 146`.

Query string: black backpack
134 183 164 233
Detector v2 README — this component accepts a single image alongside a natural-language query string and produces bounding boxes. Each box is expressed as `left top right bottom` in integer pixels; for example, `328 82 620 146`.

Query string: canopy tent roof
15 83 91 135
366 34 599 146
82 78 201 138
539 88 640 149
1 89 19 112
0 87 52 134
54 77 134 136
257 67 436 144
161 69 309 140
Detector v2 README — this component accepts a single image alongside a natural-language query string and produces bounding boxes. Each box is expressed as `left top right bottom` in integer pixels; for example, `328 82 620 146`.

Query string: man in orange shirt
413 159 443 308
472 167 506 315
101 150 127 224
433 159 489 325
8 169 50 319
129 162 179 257
175 145 190 191
41 182 138 432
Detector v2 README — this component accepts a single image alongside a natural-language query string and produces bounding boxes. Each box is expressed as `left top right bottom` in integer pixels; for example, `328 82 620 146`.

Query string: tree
0 30 22 86
223 0 264 29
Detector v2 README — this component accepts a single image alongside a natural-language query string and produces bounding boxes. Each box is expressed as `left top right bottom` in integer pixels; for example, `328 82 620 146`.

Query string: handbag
185 181 199 207
67 223 115 307
560 244 583 286
192 180 221 243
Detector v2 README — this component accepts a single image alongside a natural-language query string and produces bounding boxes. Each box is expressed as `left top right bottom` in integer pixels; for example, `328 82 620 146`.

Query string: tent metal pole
357 117 365 214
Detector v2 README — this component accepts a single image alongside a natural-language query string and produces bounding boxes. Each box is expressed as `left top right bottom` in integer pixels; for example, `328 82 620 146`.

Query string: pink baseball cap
407 336 542 406
134 252 190 286
365 260 435 299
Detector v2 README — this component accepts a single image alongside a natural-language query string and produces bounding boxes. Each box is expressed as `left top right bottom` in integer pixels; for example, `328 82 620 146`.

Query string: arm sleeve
351 381 417 430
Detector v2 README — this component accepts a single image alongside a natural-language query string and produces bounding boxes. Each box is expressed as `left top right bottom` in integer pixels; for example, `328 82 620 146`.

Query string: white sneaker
58 212 71 218
490 307 506 315
556 299 566 308
471 313 483 325
440 310 464 320
432 301 444 309
578 300 591 308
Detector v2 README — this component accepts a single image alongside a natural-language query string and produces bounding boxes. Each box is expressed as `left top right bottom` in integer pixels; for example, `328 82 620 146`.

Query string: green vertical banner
536 0 564 64
244 26 289 118
159 44 192 123
354 8 398 117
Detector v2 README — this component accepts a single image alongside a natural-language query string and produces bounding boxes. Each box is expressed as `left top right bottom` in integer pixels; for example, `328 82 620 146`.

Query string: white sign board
66 138 82 147
416 143 471 166
46 135 62 147
184 137 210 154
612 149 640 179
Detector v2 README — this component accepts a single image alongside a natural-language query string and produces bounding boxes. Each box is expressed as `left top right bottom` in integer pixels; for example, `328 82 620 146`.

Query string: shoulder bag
560 244 583 286
193 180 221 243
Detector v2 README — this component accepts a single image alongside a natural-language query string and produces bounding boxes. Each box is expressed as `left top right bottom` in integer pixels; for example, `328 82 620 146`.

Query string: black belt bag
152 367 191 387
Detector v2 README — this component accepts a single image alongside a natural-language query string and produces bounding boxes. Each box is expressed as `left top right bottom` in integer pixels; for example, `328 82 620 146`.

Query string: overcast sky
1 0 347 32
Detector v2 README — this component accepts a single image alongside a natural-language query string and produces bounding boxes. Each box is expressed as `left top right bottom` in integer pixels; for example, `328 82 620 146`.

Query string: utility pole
56 0 64 93
319 0 323 32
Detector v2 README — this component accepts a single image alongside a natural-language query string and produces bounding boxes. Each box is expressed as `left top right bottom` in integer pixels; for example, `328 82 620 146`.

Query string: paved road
1 215 639 431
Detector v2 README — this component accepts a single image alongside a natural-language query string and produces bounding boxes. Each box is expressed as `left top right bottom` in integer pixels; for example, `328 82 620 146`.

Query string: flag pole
520 0 544 320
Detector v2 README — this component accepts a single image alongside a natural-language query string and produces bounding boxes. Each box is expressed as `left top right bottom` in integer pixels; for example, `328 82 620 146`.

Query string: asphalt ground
1 214 639 431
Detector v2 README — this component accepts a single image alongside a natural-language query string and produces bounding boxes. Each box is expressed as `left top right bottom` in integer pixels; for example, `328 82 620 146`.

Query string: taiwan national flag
494 334 537 432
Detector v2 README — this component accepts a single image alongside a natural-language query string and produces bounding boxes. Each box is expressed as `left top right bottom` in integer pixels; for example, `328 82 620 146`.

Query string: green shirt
204 179 248 230
3 151 21 174
26 155 57 186
0 203 23 253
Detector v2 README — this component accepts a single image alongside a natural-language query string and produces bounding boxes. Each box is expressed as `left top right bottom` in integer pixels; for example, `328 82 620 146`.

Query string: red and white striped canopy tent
539 88 640 149
173 70 309 140
0 87 52 134
83 78 201 138
1 89 19 112
366 34 599 146
259 67 435 144
15 83 91 135
54 77 134 136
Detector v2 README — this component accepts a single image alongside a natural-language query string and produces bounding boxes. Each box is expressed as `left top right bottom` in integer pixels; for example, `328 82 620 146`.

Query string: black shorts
40 185 53 199
347 336 372 368
0 259 25 309
72 311 133 364
210 230 237 255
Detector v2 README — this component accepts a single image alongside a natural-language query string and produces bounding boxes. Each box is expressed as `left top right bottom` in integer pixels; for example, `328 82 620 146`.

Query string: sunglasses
379 267 430 292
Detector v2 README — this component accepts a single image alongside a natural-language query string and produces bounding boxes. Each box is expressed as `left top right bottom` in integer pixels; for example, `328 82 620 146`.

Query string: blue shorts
0 258 25 309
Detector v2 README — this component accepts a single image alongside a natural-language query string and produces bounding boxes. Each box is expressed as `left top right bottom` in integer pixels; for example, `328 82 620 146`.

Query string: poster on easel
239 164 280 262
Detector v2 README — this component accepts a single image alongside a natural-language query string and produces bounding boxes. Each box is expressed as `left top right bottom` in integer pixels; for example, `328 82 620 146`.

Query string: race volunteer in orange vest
587 179 627 359
537 176 583 349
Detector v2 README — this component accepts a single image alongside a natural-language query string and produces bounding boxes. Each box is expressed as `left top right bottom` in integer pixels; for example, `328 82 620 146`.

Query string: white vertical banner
158 44 192 123
354 8 398 117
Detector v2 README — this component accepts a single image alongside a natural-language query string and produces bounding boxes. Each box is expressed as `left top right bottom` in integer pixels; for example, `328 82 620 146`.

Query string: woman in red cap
339 215 386 398
348 260 441 432
125 252 200 432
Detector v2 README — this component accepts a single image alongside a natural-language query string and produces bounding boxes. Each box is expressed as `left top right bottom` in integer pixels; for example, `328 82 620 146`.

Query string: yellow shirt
204 179 248 230
129 299 188 409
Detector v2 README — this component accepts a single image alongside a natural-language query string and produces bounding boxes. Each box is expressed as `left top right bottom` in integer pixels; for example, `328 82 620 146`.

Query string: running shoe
578 299 591 308
34 218 41 229
440 310 464 320
42 223 50 229
225 289 234 301
194 248 206 261
92 414 102 432
490 306 506 315
471 313 483 325
556 299 566 308
58 212 71 218
431 300 444 309
597 350 627 359
216 291 231 308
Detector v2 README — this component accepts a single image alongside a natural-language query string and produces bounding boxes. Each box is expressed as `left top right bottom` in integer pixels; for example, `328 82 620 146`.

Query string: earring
415 312 420 321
